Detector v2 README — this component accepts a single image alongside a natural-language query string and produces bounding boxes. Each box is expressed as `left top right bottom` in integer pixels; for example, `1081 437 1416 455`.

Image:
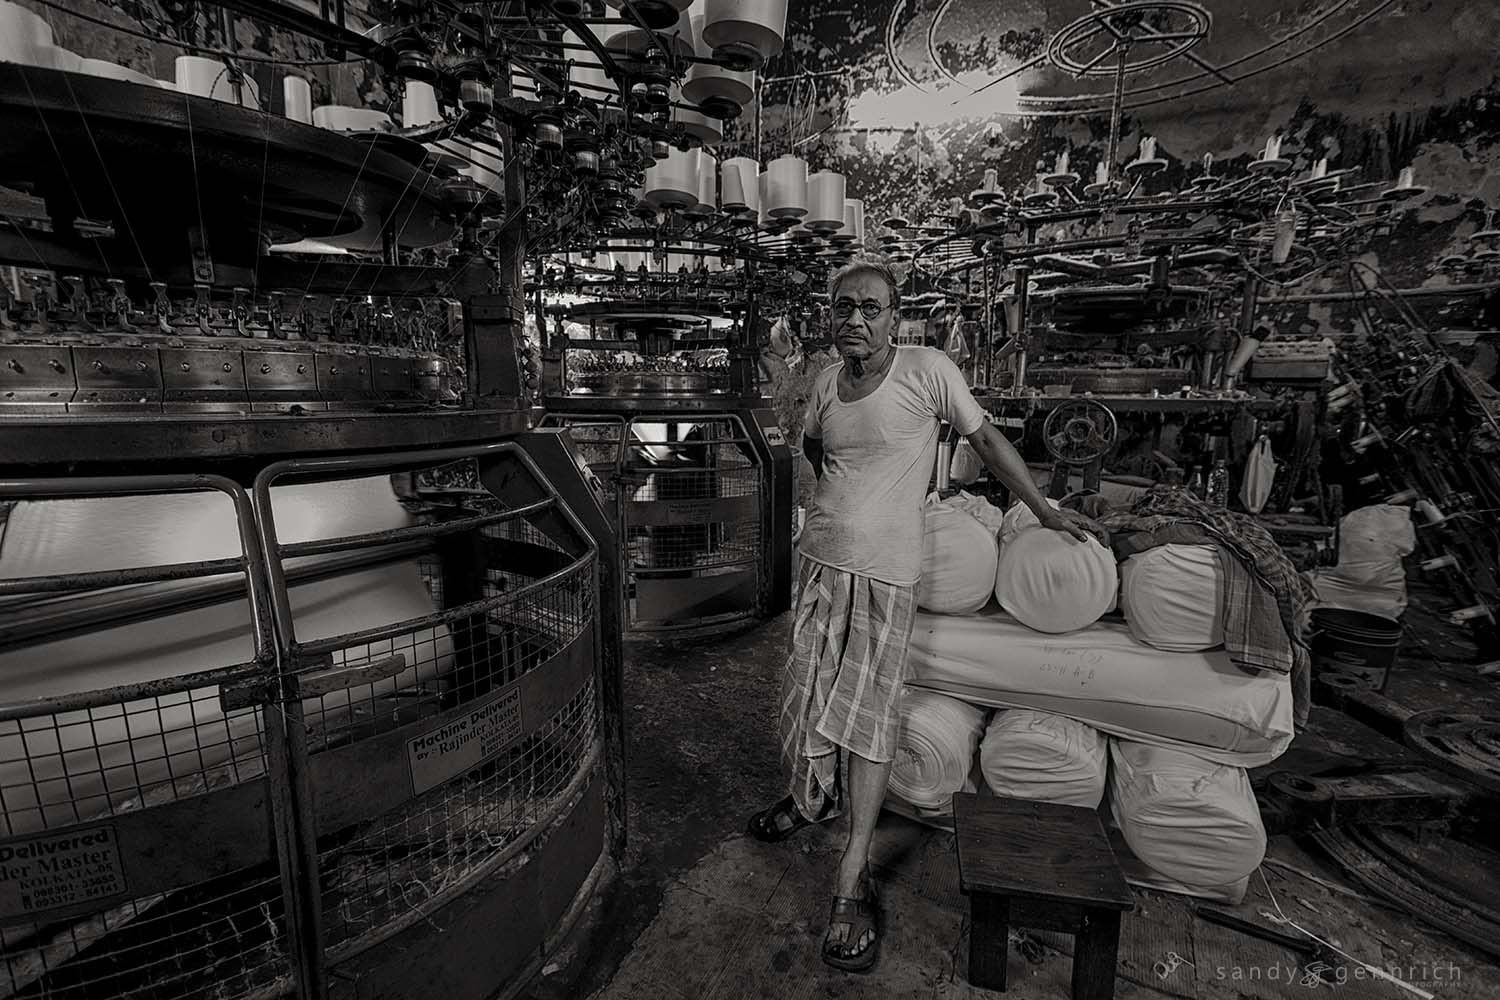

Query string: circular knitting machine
876 0 1427 421
0 0 790 992
535 251 801 636
527 83 860 634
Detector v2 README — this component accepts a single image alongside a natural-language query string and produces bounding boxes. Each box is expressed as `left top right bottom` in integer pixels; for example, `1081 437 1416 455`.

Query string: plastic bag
950 439 984 485
1239 436 1275 513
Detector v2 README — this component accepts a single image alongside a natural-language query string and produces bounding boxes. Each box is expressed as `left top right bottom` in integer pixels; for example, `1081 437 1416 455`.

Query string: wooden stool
953 793 1134 999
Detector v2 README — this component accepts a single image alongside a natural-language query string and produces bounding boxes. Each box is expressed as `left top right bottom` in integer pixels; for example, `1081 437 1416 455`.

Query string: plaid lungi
779 557 919 822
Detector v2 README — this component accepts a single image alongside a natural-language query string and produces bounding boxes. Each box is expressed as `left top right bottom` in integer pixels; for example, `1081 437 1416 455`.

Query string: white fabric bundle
998 496 1060 544
887 689 987 812
1119 544 1226 652
907 607 1295 766
993 525 1118 633
946 490 1006 536
918 499 999 615
978 709 1107 808
1106 739 1266 903
1306 504 1416 618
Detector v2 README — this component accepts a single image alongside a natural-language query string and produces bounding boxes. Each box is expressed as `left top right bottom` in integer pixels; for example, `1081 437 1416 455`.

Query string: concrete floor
530 590 1500 1000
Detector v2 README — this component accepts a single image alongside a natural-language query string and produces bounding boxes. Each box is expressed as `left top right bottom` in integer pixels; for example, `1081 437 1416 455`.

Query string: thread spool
1415 499 1445 524
282 76 313 124
765 155 807 219
0 1 54 65
842 198 865 243
805 171 846 233
719 159 749 212
402 80 441 127
643 148 698 210
722 156 759 215
683 10 755 119
702 0 788 70
695 151 717 211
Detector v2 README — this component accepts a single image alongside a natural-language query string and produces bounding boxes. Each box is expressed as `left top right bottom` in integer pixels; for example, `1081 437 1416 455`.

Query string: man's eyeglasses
832 299 892 321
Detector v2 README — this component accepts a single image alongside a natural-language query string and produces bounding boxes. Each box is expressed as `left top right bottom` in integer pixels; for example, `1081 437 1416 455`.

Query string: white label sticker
0 825 127 920
764 426 786 447
406 686 524 796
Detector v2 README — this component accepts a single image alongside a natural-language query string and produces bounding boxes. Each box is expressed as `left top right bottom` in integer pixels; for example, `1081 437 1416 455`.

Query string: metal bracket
220 676 279 713
151 281 173 334
188 225 215 284
288 652 409 700
106 278 133 330
232 287 252 337
194 283 215 336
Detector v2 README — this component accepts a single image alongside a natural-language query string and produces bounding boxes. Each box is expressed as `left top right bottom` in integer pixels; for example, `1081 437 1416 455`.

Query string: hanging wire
9 65 114 277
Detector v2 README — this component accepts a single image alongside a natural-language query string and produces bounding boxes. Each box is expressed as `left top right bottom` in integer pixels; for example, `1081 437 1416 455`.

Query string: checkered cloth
1101 488 1315 729
779 558 920 821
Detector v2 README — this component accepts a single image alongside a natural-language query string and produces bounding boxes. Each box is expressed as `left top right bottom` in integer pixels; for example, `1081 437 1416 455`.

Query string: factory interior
2 0 1500 997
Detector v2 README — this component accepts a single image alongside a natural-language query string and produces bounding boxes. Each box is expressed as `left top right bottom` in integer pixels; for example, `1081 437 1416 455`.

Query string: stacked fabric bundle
886 689 987 817
887 486 1302 902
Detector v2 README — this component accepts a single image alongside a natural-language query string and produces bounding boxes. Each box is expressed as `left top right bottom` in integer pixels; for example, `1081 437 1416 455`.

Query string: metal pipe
276 498 555 559
1258 281 1500 304
1012 263 1030 392
982 259 993 390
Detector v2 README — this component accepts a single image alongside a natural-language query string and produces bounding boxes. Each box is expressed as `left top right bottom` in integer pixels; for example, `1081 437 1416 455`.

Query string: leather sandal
746 794 834 843
822 883 880 973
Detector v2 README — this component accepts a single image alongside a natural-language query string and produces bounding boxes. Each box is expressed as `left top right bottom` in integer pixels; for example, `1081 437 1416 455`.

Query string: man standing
747 258 1093 972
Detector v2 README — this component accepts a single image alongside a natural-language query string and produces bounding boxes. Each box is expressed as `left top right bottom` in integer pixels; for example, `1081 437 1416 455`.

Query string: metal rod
1104 44 1129 175
1260 281 1499 304
1013 260 1031 391
982 259 993 389
275 498 555 559
0 556 247 596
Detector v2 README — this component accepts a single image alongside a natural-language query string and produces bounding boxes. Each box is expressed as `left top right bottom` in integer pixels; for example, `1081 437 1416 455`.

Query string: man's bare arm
963 421 1091 542
804 435 825 480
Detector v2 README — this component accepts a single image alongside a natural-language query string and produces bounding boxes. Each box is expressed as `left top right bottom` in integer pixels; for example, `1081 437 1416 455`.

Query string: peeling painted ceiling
733 0 1500 278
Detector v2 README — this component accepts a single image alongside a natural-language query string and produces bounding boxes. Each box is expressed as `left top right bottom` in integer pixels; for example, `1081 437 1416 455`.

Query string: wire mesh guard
619 415 765 630
0 452 600 1000
539 416 627 505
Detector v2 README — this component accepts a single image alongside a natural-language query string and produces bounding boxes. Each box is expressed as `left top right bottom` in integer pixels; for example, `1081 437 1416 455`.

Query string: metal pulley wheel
1043 398 1118 465
1403 711 1500 793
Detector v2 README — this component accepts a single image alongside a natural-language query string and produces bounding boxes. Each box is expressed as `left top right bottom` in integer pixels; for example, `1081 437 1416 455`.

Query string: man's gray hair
828 257 901 309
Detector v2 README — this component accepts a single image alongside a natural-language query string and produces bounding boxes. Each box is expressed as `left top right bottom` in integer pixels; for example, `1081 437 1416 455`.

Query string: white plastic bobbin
765 154 807 219
702 0 788 70
643 148 699 210
721 156 760 215
805 171 846 233
842 198 866 243
684 6 755 118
